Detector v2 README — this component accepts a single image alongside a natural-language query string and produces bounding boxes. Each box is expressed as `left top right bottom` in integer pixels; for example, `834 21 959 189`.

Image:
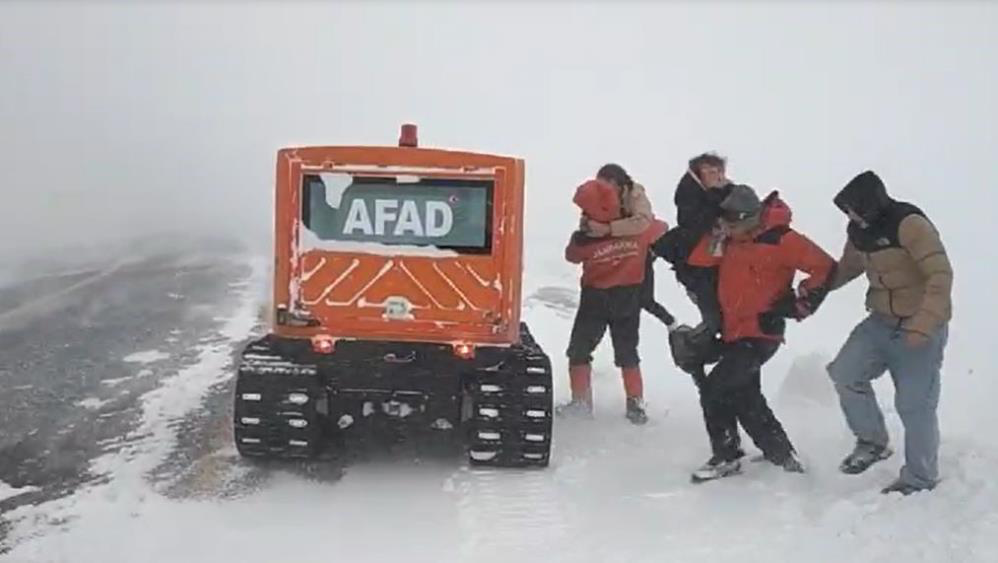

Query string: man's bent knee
826 354 869 388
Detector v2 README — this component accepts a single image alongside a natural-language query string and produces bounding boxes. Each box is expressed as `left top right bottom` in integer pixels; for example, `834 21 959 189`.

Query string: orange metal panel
270 145 525 346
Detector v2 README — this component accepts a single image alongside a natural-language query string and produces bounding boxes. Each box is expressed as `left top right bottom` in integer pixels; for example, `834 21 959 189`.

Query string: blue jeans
827 314 948 488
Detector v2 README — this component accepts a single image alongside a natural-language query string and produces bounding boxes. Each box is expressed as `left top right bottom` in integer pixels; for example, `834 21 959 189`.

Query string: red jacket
566 220 668 289
689 193 834 342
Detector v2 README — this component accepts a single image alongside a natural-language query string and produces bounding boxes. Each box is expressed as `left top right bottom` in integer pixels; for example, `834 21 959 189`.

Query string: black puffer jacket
653 171 732 264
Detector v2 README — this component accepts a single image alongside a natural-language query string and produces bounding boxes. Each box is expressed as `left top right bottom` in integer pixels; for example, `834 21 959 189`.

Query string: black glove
766 289 811 322
758 311 787 336
794 282 829 319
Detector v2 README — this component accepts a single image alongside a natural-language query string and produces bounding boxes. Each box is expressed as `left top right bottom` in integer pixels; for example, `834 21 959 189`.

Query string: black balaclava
833 170 892 226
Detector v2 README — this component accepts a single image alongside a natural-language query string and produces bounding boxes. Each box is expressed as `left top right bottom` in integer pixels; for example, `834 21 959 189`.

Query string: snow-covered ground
3 256 997 563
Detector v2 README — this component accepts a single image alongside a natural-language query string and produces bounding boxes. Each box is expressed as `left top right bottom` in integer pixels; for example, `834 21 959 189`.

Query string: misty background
1 1 995 417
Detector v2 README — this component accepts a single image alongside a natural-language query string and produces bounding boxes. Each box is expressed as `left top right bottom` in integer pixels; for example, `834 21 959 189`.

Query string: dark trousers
641 253 675 327
566 286 641 368
652 227 720 333
673 262 721 336
695 339 795 463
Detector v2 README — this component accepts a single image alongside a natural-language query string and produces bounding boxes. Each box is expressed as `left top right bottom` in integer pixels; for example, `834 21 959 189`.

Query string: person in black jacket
653 153 733 345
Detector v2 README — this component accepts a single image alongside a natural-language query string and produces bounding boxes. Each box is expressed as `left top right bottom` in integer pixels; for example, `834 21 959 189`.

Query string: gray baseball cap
719 184 761 222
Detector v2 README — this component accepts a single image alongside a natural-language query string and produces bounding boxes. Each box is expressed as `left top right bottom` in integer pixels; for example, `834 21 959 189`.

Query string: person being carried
653 152 734 342
562 177 668 425
581 163 676 329
679 185 835 482
649 154 737 450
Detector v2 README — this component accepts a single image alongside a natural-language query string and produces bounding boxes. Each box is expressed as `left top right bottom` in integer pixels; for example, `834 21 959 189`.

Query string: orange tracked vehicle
233 125 553 467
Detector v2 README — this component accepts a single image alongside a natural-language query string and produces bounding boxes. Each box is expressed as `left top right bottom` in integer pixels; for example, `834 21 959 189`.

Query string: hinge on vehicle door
276 304 320 327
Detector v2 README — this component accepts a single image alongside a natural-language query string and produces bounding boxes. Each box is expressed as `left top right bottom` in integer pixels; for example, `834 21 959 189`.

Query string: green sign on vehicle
306 180 489 248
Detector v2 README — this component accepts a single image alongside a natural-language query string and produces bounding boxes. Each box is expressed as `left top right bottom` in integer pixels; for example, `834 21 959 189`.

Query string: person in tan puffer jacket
582 163 654 237
825 170 953 496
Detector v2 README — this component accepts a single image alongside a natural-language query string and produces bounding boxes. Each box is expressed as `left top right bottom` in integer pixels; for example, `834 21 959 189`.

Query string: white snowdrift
0 482 40 504
122 350 170 364
5 273 998 563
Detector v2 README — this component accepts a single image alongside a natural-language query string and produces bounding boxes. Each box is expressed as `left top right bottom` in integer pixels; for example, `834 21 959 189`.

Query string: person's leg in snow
561 289 609 416
670 262 737 455
608 304 647 424
827 315 894 474
674 263 722 338
694 339 800 481
691 381 744 482
723 341 796 465
696 381 742 459
641 252 676 327
882 322 948 494
692 350 747 481
687 339 742 463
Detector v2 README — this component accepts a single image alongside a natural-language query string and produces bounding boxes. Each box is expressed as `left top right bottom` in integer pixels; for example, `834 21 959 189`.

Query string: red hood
759 190 792 230
573 179 621 223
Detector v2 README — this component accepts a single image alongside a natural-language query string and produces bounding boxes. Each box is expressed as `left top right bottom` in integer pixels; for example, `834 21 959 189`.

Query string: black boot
840 441 893 475
625 397 648 425
775 450 805 473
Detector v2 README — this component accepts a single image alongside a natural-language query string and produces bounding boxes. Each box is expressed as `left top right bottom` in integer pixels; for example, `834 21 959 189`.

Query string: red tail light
453 343 475 359
311 335 336 354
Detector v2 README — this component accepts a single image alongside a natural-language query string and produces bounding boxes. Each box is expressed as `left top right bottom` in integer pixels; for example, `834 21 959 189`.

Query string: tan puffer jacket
832 213 952 336
608 182 654 237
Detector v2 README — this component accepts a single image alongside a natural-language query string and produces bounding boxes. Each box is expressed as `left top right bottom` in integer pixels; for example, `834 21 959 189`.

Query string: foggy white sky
1 2 995 344
1 1 994 252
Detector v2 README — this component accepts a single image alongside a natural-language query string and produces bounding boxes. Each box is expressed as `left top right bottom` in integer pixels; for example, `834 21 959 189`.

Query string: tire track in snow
449 466 583 562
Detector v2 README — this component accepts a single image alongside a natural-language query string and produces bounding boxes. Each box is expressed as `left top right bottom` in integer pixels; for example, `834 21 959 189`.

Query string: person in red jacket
581 163 677 329
681 185 835 482
562 178 668 425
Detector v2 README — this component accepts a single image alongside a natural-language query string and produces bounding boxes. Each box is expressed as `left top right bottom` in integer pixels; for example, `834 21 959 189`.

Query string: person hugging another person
581 164 678 331
561 174 668 425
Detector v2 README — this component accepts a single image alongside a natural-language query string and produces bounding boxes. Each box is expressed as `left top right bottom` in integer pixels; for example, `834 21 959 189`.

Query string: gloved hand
792 293 813 320
793 281 828 320
768 289 813 322
796 299 815 319
758 295 808 335
758 311 787 336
